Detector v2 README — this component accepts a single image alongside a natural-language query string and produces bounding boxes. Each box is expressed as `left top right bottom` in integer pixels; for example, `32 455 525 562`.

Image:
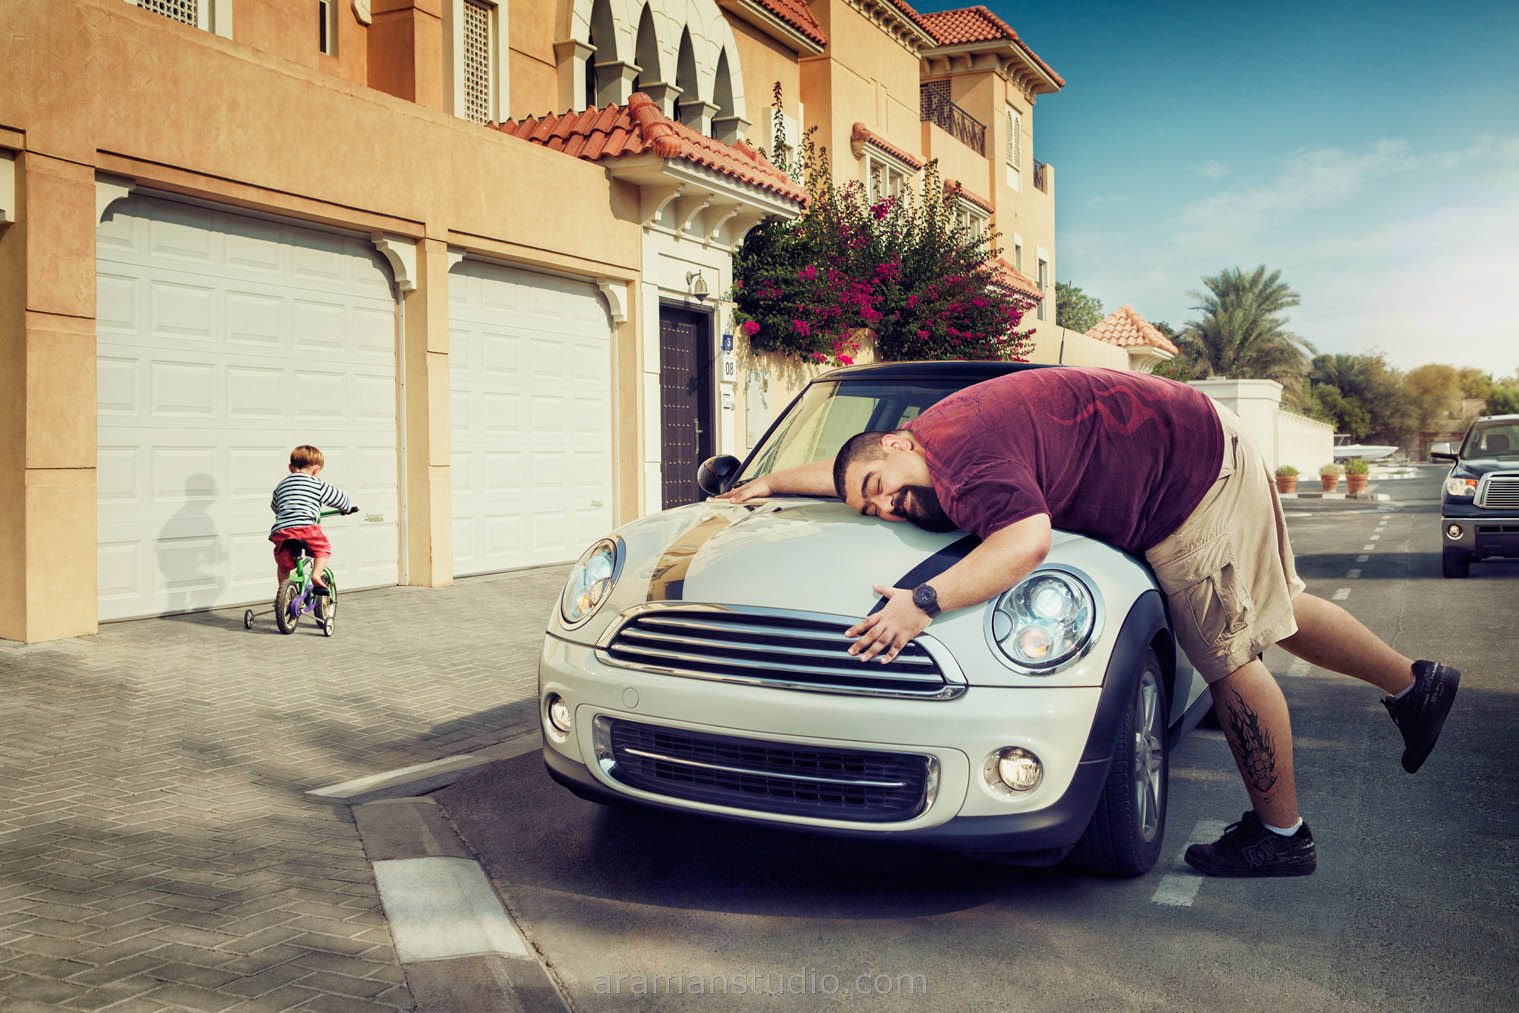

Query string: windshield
1461 421 1519 458
738 379 968 485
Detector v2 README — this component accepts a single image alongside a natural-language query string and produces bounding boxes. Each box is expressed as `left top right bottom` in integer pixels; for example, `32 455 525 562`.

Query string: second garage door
448 262 614 576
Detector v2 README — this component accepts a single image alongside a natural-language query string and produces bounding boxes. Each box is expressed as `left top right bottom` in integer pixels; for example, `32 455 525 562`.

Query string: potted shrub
1345 457 1369 494
1319 462 1344 492
1274 465 1299 494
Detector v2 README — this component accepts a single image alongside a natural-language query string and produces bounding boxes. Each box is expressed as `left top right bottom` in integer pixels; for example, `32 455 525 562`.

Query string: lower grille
595 717 937 823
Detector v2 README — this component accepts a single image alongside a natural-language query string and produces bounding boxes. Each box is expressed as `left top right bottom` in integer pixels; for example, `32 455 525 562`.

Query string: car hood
1452 456 1519 476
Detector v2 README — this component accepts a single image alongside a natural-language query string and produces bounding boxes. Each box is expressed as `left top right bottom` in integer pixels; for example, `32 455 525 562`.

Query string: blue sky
958 0 1519 378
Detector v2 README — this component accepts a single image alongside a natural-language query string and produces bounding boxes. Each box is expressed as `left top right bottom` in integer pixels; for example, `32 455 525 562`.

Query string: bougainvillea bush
732 88 1035 367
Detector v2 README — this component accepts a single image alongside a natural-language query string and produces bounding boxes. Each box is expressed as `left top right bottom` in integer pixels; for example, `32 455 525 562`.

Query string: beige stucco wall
0 0 643 641
1022 324 1129 369
1277 410 1336 477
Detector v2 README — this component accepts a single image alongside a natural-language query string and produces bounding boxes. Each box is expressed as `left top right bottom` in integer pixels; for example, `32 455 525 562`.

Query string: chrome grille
1477 474 1519 510
596 717 937 823
597 605 963 699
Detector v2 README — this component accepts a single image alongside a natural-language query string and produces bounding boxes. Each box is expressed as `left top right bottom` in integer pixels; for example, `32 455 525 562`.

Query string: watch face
914 585 937 612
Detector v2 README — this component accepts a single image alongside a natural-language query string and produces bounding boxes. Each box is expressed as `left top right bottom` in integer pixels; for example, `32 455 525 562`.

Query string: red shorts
270 526 331 571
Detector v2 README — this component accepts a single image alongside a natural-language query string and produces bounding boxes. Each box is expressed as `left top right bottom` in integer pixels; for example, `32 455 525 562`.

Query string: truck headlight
560 538 622 627
986 567 1100 673
1444 477 1477 498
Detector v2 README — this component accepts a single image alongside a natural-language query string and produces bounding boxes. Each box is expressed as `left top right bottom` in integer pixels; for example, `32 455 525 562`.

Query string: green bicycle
243 506 358 637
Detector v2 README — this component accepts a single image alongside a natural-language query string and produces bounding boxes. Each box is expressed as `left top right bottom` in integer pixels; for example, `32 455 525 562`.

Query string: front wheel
1072 647 1168 876
1442 549 1469 579
274 580 300 635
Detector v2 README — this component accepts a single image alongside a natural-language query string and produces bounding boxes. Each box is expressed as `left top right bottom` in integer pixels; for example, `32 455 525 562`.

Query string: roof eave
921 40 1064 93
716 0 826 56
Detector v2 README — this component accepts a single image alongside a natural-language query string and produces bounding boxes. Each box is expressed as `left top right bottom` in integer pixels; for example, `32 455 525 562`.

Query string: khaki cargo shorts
1143 405 1307 684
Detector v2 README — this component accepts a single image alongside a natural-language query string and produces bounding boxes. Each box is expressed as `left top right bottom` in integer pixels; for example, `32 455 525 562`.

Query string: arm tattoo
1223 688 1279 799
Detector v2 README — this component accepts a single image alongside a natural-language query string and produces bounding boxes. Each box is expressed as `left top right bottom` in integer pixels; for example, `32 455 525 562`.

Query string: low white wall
1024 324 1129 369
1189 378 1333 474
1276 410 1335 477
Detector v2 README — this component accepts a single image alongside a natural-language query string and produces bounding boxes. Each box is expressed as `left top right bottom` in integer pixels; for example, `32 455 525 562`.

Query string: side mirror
1429 443 1457 462
697 455 743 498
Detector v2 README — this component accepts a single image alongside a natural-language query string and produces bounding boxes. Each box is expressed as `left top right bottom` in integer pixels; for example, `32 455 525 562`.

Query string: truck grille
595 718 937 823
1477 474 1519 509
597 605 963 699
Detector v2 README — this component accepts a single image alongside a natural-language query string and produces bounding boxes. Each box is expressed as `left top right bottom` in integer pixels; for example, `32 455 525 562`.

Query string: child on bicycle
269 445 353 593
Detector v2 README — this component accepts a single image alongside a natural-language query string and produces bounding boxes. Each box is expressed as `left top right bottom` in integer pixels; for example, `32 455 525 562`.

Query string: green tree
1458 368 1491 403
1404 364 1464 440
1149 321 1205 381
1055 281 1103 333
1486 377 1519 415
1180 266 1313 390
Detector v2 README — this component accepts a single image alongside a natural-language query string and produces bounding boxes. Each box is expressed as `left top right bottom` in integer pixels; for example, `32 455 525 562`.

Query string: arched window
587 0 617 107
675 28 701 129
633 4 658 94
712 49 734 140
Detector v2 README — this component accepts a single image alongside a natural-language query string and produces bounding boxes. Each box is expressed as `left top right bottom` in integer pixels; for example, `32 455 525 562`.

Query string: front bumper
538 593 1169 855
1441 511 1519 558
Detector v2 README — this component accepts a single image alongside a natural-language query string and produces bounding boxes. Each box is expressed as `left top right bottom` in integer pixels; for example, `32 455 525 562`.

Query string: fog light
545 694 572 737
995 747 1043 792
1446 524 1463 540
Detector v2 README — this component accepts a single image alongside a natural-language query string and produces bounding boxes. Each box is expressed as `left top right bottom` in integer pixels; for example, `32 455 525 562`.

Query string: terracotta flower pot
1346 474 1368 494
1276 475 1298 494
1321 474 1340 492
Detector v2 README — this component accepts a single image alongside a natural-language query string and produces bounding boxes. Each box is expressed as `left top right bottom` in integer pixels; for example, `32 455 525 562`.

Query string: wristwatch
912 582 941 617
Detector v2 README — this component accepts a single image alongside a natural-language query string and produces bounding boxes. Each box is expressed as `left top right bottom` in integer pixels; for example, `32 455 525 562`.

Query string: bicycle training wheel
274 580 300 635
243 609 254 630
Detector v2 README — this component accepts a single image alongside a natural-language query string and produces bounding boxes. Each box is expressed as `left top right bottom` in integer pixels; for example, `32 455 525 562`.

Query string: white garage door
449 262 614 576
96 195 401 622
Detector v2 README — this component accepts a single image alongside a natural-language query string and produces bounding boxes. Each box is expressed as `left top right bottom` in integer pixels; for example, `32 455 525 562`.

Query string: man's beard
893 484 957 532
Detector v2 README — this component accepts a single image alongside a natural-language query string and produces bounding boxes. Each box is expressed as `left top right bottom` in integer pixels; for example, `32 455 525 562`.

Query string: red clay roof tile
744 0 827 48
918 6 1064 87
990 259 1042 301
495 93 805 204
944 180 994 214
850 123 926 171
1086 305 1179 355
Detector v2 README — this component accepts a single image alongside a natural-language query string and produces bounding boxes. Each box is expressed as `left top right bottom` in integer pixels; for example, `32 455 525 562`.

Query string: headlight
560 538 622 627
986 567 1100 673
1444 477 1477 498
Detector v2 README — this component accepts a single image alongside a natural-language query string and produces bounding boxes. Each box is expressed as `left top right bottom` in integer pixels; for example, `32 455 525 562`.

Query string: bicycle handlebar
320 506 361 518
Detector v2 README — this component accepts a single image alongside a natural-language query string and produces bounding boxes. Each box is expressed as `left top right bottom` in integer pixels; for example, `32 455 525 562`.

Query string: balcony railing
919 84 986 156
1033 159 1048 192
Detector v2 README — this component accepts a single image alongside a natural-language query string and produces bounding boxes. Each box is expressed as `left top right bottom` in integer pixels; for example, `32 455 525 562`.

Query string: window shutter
139 0 199 26
462 0 494 124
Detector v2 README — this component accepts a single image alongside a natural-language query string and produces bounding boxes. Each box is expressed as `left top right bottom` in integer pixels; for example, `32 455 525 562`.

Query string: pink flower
906 295 918 310
792 319 812 337
740 320 760 337
916 330 929 339
797 266 818 281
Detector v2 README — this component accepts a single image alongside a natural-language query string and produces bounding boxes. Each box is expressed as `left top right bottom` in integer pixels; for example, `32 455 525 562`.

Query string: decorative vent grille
139 0 199 26
462 0 493 124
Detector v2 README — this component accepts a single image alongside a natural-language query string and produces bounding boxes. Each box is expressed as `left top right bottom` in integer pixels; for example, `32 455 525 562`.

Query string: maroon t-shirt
904 367 1224 554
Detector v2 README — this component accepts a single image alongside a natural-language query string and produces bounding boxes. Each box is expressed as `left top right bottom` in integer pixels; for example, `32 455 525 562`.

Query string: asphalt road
437 466 1517 1010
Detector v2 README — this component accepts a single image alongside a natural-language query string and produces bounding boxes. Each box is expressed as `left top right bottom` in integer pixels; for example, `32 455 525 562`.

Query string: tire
322 615 335 637
243 609 254 630
274 580 300 635
1072 647 1168 876
1442 550 1469 579
315 571 337 621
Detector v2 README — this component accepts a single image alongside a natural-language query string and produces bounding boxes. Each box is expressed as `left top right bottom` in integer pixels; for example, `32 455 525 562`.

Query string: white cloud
1193 160 1231 180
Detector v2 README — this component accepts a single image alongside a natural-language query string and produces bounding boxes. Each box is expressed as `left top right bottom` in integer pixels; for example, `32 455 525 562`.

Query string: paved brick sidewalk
0 566 567 1012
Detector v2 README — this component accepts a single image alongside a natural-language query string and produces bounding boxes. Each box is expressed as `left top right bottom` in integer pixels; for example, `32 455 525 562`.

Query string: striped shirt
270 473 353 535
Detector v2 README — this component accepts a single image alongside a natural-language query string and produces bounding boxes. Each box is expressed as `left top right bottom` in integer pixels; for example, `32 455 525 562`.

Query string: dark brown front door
659 306 714 509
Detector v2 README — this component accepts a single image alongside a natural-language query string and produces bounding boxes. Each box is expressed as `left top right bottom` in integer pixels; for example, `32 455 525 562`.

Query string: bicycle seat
279 538 308 556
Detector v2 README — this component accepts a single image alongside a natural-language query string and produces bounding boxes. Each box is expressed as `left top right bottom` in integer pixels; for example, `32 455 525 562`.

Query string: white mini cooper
539 361 1212 875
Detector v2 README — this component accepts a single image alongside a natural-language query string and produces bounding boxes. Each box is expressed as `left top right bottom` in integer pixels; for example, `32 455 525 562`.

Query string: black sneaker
1184 811 1316 878
1384 661 1460 773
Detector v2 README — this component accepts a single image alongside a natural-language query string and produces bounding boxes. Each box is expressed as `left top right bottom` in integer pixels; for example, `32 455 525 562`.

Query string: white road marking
1356 554 1370 563
1152 819 1232 906
1286 658 1311 678
1369 534 1381 541
1332 587 1351 601
1347 568 1362 579
1362 544 1376 551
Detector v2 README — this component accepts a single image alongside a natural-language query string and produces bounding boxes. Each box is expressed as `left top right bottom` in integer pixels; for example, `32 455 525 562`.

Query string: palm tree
1179 266 1313 388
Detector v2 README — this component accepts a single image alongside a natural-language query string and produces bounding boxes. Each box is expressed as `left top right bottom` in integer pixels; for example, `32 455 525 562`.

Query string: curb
319 735 568 1012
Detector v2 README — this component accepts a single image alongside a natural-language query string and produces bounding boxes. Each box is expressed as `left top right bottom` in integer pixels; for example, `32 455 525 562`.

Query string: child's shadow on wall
155 473 228 615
